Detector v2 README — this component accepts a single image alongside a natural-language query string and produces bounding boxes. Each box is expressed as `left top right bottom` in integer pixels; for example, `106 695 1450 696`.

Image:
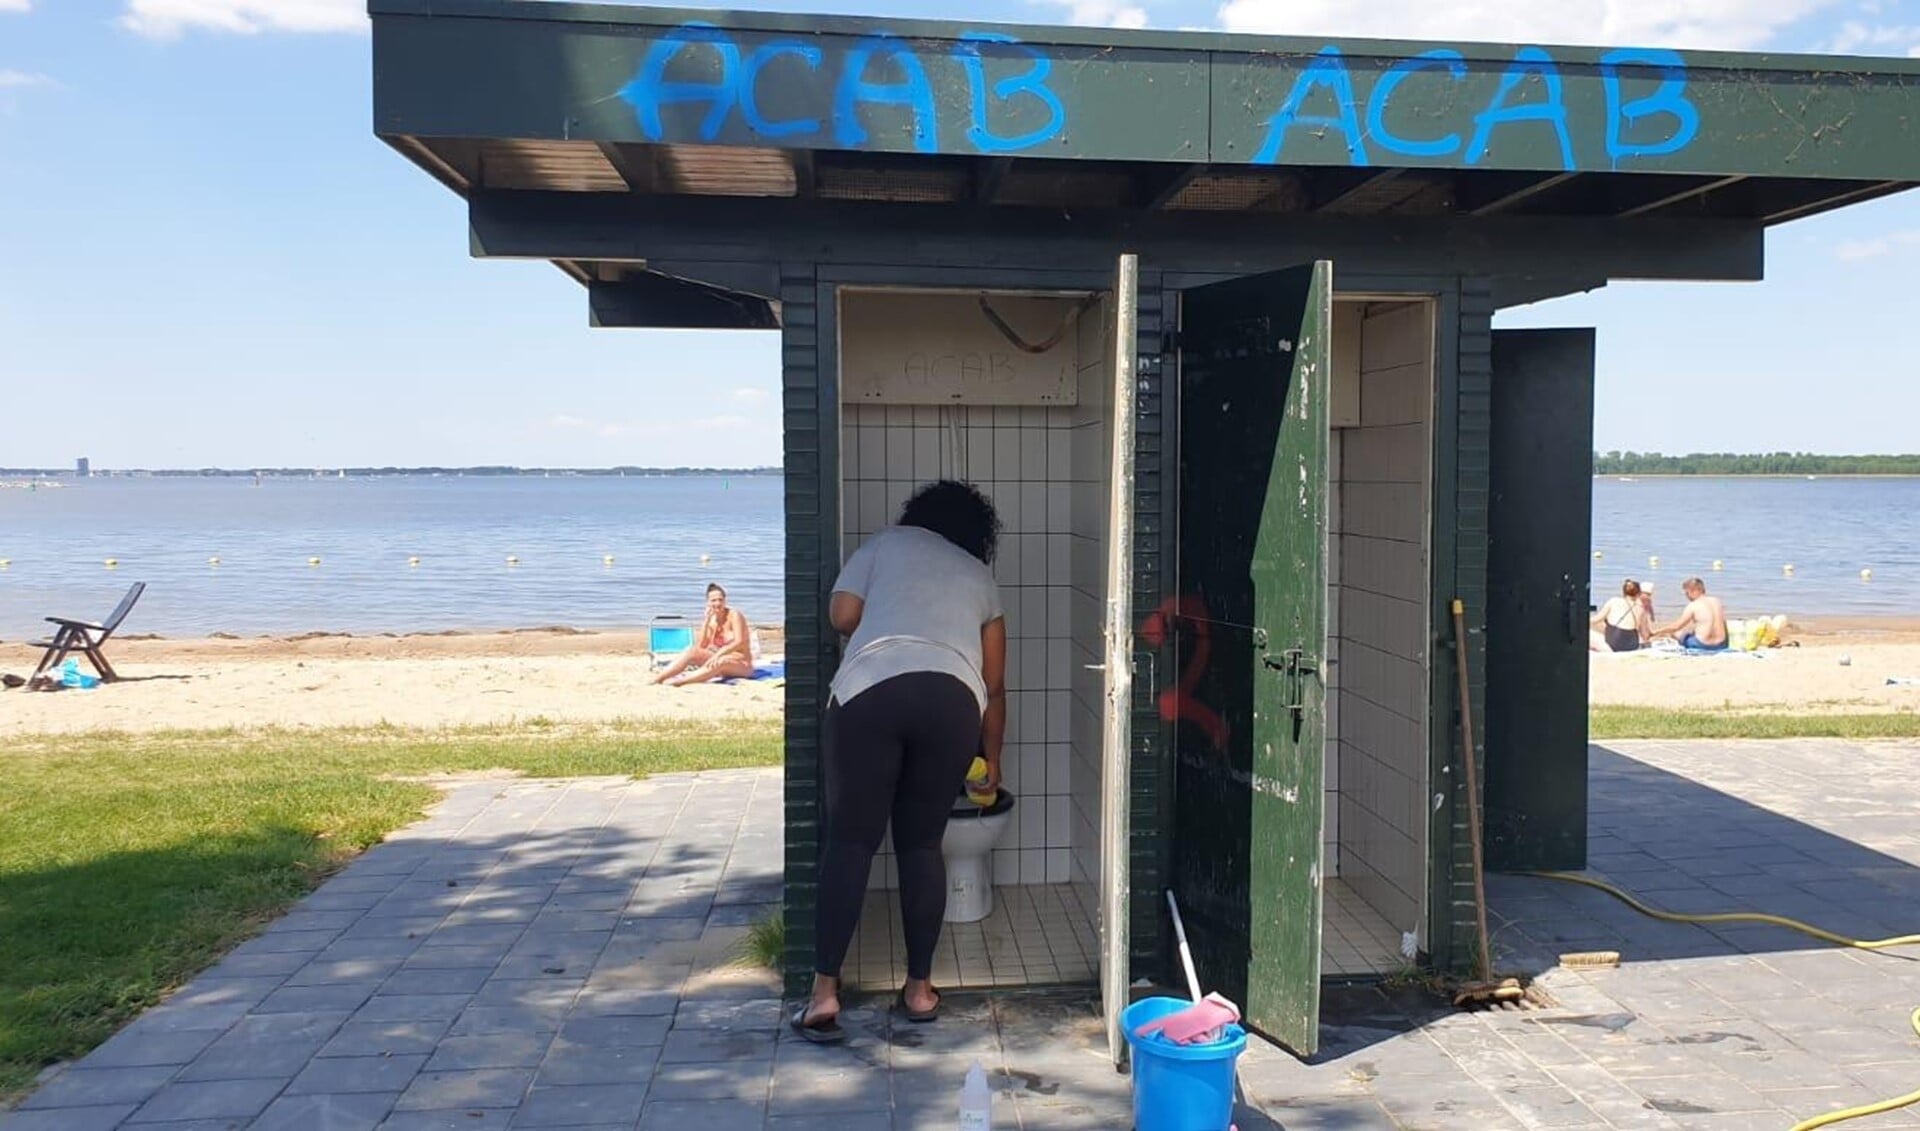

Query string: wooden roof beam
597 142 678 194
1461 172 1580 216
1312 168 1405 212
1140 164 1204 210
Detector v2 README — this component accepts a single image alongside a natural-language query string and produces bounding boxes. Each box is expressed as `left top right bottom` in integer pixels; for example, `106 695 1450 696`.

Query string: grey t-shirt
829 525 1004 711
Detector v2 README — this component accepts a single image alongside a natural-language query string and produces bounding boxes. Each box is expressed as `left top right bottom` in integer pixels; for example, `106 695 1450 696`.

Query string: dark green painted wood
780 264 825 998
1484 329 1595 873
1130 273 1173 978
374 3 1920 181
467 192 1766 285
587 275 778 329
1170 263 1329 1054
1436 279 1496 974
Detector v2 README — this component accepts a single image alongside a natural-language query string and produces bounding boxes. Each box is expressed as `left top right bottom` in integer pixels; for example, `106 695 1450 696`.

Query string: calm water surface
1 474 1913 639
0 476 783 639
1588 477 1920 618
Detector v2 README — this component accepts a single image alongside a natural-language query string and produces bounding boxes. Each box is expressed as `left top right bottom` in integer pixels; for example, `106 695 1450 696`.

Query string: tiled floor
845 883 1098 990
1323 877 1408 977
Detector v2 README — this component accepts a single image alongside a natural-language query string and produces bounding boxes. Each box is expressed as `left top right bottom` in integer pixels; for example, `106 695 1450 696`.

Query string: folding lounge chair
28 582 146 688
648 615 694 672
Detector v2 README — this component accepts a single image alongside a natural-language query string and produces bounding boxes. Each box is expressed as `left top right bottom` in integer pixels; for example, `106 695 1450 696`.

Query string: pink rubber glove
1132 993 1241 1045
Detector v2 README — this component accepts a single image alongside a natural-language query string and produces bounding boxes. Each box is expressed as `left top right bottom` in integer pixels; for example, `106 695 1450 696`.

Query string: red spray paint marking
1139 594 1230 751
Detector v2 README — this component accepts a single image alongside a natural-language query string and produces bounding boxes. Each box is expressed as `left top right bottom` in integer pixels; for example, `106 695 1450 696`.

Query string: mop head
1132 992 1241 1045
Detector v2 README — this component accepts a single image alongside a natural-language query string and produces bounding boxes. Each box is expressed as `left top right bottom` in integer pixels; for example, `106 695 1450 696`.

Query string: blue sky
3 0 1918 469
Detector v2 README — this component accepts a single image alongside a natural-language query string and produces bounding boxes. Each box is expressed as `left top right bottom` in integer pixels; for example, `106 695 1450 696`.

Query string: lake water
0 476 784 640
1 474 1914 640
1588 476 1920 620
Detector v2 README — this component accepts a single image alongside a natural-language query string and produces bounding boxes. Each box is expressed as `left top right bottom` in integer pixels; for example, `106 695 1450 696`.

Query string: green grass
736 906 786 970
0 719 782 1101
1591 706 1920 740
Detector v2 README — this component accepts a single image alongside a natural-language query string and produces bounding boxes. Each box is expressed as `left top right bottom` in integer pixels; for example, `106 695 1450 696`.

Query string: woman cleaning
791 480 1008 1043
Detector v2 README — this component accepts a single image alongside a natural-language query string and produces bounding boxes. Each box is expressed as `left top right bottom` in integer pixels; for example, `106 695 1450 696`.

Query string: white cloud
1835 230 1920 261
1213 0 1835 51
120 0 365 40
0 1 31 13
1823 18 1920 54
1058 0 1149 29
0 70 51 88
729 388 770 404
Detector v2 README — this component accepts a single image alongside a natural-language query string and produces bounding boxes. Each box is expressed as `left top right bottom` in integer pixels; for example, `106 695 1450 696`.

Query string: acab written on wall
620 21 1701 171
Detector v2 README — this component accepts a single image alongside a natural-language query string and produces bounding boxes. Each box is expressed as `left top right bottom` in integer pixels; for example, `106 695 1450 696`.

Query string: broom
1450 598 1523 1007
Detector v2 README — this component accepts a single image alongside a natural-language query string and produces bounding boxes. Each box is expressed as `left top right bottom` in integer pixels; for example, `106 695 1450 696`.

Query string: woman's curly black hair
898 479 1001 564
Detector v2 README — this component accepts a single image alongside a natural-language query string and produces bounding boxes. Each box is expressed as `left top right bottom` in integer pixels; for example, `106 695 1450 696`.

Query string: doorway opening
1322 296 1437 978
833 284 1119 992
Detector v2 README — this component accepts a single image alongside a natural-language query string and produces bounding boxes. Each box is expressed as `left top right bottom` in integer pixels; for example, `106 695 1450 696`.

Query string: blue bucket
1122 996 1248 1131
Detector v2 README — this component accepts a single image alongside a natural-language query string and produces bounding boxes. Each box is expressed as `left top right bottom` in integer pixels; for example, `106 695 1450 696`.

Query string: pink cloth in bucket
1130 992 1241 1045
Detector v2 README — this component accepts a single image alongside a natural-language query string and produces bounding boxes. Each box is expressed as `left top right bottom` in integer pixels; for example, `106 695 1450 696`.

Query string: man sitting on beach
1652 577 1729 651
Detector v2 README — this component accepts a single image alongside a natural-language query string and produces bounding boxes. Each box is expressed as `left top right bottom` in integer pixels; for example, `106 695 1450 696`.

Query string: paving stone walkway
7 740 1920 1129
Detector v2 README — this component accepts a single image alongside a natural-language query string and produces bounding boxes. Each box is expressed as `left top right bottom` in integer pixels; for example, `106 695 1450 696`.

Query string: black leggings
816 671 982 983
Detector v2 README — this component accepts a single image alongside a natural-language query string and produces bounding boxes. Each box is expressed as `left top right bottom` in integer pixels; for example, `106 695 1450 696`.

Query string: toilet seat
949 787 1015 820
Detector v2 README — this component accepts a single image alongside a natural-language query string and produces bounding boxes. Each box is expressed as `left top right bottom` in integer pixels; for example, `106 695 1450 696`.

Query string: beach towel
719 658 786 684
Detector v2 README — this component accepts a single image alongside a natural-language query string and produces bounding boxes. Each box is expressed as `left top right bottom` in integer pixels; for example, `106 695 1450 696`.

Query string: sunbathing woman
1589 579 1651 653
653 583 754 686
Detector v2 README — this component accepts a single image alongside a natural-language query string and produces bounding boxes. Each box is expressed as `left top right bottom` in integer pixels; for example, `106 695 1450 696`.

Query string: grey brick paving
11 748 1920 1129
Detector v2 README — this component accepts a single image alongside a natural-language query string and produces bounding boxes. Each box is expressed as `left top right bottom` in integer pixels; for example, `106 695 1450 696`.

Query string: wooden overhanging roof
371 0 1920 305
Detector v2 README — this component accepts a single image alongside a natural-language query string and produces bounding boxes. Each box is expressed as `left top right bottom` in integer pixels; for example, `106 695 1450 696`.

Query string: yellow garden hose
1528 871 1920 951
1525 871 1920 1130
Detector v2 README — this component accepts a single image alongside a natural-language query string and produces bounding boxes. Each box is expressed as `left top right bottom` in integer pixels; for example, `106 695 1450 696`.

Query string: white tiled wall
840 393 1097 890
1328 300 1434 951
1066 301 1112 899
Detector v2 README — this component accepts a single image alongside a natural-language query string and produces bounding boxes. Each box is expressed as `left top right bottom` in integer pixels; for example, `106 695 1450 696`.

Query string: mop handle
1165 890 1204 1003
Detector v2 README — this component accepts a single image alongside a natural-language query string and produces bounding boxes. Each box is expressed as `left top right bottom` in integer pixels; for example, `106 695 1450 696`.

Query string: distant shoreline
0 467 780 479
1598 473 1920 480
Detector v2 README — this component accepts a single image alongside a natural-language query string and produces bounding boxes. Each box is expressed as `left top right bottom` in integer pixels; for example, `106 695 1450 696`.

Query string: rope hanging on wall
976 294 1099 355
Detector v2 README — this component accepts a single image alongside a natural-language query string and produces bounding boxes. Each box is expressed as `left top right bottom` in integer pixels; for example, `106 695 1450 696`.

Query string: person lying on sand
653 583 755 686
1651 577 1729 651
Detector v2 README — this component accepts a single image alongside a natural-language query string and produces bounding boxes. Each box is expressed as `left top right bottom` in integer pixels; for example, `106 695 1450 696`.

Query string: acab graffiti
1253 45 1699 169
621 21 1704 171
620 22 1066 155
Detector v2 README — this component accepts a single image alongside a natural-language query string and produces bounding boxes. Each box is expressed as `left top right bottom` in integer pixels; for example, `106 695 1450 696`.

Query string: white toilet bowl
942 788 1016 923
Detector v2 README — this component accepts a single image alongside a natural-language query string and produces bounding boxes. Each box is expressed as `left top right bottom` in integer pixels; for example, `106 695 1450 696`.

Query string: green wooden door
1168 262 1331 1055
1485 328 1596 873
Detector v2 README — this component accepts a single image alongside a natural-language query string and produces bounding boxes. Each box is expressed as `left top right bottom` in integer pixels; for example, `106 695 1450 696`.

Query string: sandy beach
5 618 1919 736
1588 617 1920 713
0 629 785 736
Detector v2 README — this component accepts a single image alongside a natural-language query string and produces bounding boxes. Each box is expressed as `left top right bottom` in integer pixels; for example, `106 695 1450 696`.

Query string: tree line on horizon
1594 452 1920 475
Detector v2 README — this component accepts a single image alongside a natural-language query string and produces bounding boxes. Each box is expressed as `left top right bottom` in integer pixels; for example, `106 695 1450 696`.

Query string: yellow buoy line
1527 871 1920 1131
1583 557 1878 582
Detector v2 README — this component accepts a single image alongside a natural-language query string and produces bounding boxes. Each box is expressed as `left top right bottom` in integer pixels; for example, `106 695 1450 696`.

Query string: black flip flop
790 1002 845 1044
896 986 942 1023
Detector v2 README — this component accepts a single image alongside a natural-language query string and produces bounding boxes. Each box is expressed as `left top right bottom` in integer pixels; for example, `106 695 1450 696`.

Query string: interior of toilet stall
836 286 1113 991
833 286 1435 992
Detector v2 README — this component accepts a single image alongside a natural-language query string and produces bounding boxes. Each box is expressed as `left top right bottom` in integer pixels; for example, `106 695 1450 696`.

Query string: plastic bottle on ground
959 1060 992 1129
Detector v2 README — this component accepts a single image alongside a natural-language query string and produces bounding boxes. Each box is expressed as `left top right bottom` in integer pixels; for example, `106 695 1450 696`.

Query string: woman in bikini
652 583 754 686
1589 579 1651 653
